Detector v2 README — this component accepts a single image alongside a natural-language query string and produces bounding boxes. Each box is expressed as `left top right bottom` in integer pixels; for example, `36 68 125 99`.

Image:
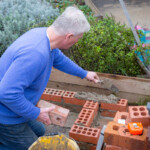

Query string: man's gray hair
51 6 90 36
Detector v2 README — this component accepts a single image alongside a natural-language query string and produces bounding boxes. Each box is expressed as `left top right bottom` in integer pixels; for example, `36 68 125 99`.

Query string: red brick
83 100 99 117
105 144 129 150
101 109 116 118
128 106 150 127
75 108 95 127
101 99 128 112
104 121 147 150
69 125 101 144
37 100 69 127
63 91 86 105
113 111 130 125
89 145 96 150
41 88 64 102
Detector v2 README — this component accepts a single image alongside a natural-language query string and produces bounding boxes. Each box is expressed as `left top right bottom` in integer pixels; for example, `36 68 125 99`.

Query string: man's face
60 33 83 50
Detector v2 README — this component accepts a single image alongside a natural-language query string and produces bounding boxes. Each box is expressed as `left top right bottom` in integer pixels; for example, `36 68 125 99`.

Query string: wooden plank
50 68 150 96
84 0 101 15
47 81 149 104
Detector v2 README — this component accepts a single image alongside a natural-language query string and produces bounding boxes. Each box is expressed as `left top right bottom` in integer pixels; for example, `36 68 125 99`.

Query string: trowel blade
97 79 119 93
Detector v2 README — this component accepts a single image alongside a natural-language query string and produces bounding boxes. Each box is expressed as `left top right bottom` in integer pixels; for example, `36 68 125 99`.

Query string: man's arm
0 50 44 120
53 49 99 82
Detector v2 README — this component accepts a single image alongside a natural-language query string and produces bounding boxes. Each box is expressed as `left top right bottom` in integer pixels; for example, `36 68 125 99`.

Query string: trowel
96 79 119 93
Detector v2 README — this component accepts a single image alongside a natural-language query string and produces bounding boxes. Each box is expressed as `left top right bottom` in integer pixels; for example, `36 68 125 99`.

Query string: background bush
0 0 146 76
49 0 92 16
67 16 144 76
0 0 59 56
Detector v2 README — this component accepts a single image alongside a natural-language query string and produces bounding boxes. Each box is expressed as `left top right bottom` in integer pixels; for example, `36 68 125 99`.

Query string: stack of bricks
69 100 101 148
40 88 150 149
41 89 101 149
100 99 128 118
104 121 149 150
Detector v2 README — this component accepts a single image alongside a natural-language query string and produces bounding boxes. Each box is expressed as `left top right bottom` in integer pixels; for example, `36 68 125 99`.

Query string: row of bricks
69 100 100 145
41 88 128 111
113 106 150 127
104 121 149 150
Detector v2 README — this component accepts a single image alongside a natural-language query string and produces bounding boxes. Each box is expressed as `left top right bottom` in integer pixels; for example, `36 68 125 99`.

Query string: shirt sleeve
0 49 45 120
53 49 88 79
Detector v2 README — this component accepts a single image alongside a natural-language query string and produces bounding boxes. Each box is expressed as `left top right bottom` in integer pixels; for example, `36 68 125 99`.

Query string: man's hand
37 106 55 126
85 71 99 83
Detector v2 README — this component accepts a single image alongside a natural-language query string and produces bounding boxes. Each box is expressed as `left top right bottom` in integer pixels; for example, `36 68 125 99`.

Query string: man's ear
66 33 74 40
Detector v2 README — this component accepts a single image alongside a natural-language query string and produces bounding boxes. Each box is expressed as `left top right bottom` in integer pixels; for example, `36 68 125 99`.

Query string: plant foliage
49 0 92 15
0 0 59 56
68 16 144 76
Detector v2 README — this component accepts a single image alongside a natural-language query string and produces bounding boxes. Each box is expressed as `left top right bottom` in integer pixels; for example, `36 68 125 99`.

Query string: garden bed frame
47 68 150 104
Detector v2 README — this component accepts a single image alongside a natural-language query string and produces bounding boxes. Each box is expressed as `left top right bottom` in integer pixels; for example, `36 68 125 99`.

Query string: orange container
128 122 143 135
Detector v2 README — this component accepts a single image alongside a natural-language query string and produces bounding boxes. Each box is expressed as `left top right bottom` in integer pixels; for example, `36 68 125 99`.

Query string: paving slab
90 0 150 28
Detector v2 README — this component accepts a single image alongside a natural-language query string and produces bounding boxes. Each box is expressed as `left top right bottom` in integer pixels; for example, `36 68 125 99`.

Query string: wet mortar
74 92 119 104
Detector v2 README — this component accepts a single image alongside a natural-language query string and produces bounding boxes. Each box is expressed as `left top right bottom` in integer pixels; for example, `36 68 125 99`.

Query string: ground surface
45 111 113 137
91 0 150 28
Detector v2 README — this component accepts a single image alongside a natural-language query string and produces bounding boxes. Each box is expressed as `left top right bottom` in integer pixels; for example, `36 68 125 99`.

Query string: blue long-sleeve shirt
0 27 87 124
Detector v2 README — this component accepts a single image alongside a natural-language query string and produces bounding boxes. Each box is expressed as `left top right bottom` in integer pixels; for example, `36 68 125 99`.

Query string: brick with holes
128 106 150 127
63 91 86 106
104 121 148 150
37 100 69 127
101 99 128 112
83 100 99 117
75 108 95 127
113 111 130 125
41 88 65 102
69 125 101 144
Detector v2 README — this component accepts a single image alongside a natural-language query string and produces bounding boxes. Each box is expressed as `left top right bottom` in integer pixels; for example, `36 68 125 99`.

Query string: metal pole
119 0 150 74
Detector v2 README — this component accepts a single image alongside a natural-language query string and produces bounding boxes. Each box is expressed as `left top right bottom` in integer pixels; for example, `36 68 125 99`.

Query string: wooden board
47 68 150 103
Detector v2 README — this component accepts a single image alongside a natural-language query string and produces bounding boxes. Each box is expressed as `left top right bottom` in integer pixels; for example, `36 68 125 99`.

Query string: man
0 6 99 149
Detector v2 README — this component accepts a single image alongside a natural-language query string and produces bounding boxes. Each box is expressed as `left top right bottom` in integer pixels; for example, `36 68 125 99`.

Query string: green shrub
68 16 144 76
50 0 93 15
0 0 59 56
